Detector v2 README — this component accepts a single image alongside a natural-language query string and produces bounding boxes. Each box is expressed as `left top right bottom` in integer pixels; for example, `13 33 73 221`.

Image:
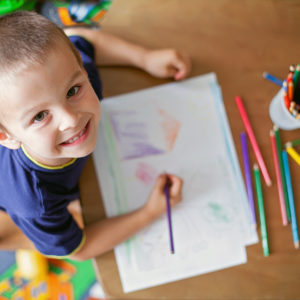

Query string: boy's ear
0 131 21 149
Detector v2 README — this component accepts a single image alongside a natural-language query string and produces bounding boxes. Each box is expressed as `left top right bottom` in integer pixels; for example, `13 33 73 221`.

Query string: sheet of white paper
93 73 257 293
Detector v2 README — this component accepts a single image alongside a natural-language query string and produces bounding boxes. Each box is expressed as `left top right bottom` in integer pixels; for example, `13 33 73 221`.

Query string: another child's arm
64 28 191 80
69 173 182 261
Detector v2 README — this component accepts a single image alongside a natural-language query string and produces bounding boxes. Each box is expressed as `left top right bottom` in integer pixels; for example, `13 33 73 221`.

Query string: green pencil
293 64 300 87
273 125 290 222
253 164 270 257
286 138 300 148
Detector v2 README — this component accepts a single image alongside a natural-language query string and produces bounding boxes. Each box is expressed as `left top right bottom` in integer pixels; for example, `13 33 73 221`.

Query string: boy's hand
143 49 191 80
142 173 183 221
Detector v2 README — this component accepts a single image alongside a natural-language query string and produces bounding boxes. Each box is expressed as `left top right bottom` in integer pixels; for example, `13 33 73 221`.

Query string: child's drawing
94 74 257 293
108 108 181 160
135 162 158 185
158 108 181 151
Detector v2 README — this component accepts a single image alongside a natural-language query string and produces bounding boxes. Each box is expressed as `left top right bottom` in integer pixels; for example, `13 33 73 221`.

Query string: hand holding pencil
142 173 182 254
143 173 183 222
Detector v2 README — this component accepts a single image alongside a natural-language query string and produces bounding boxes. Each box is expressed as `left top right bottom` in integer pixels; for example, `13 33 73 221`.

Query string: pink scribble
135 162 157 185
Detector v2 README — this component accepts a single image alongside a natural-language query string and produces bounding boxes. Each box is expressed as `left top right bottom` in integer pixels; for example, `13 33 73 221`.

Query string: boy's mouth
61 121 90 146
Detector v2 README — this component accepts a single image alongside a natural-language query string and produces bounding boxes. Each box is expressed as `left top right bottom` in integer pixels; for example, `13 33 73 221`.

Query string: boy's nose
58 107 82 131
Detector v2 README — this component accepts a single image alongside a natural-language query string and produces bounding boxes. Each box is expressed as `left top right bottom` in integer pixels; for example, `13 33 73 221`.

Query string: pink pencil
235 96 272 186
270 130 288 226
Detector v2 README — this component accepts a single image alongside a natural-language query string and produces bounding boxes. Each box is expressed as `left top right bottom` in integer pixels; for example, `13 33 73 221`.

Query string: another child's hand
143 49 191 80
142 173 183 221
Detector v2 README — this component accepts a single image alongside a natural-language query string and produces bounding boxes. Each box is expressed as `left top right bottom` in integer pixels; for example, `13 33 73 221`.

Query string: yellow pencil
286 143 300 166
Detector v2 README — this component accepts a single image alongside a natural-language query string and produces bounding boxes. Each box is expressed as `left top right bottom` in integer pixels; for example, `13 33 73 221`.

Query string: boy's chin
73 143 97 158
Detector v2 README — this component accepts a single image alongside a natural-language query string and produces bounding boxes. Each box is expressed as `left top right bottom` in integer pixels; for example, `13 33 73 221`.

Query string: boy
0 11 190 260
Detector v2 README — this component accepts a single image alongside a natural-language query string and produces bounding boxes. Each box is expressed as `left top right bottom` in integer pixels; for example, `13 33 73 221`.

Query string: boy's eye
33 111 48 123
67 86 80 98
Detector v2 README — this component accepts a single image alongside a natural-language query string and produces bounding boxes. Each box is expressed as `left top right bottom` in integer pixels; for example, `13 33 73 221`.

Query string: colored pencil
235 96 272 186
293 64 300 87
282 151 299 249
286 144 300 166
273 125 290 222
288 80 294 101
240 132 256 226
253 164 270 257
263 72 283 87
164 182 174 254
270 130 287 226
283 80 288 93
286 138 300 148
289 64 295 75
284 93 290 110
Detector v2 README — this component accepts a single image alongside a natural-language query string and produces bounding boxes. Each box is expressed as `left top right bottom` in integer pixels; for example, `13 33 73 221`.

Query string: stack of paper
93 73 258 293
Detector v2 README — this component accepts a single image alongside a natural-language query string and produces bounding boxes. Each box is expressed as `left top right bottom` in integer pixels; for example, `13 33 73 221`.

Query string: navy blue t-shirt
0 36 102 256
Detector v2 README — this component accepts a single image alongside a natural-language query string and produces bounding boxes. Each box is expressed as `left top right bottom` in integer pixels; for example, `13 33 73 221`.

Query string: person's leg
67 198 85 229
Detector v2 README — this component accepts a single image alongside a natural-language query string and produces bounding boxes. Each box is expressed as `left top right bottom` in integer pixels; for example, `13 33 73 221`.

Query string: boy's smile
0 42 101 167
60 120 90 146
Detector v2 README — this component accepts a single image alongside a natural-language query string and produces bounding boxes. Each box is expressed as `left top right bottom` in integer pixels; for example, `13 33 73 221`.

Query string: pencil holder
269 64 300 130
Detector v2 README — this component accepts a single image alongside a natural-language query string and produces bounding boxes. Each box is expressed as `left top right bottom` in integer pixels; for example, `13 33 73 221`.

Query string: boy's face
0 42 101 166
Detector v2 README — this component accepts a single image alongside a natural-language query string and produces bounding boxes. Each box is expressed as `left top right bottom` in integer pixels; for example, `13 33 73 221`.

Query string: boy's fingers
155 173 183 199
171 53 191 79
167 174 183 196
174 69 186 80
155 173 168 191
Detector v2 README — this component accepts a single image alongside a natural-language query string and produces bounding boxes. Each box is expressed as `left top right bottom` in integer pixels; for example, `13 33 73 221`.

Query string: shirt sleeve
10 208 84 256
68 35 103 100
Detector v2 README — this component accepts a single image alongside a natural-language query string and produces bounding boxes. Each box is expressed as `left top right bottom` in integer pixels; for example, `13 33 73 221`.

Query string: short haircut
0 11 82 78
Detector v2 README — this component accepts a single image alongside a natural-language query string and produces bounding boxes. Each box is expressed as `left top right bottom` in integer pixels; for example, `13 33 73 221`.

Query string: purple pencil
164 183 174 254
240 132 257 226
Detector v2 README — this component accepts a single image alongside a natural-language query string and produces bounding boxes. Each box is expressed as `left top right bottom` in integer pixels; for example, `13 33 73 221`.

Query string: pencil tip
266 180 272 187
295 241 299 249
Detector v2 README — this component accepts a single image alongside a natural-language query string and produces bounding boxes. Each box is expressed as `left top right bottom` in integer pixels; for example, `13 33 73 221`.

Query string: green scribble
102 110 135 260
209 203 229 223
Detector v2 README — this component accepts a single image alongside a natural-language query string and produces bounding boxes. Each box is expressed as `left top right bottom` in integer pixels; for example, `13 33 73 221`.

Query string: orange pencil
288 80 294 101
284 93 290 110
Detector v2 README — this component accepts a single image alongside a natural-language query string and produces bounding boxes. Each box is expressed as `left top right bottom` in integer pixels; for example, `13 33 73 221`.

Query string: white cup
269 88 300 130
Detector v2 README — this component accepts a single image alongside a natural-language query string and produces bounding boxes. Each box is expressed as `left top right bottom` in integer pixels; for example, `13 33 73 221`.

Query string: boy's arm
64 28 191 80
69 174 182 261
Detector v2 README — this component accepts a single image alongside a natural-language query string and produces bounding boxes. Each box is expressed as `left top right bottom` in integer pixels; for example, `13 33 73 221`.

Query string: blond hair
0 11 82 77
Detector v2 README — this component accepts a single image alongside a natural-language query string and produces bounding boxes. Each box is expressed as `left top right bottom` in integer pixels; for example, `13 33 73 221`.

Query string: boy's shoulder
0 146 43 217
0 145 88 217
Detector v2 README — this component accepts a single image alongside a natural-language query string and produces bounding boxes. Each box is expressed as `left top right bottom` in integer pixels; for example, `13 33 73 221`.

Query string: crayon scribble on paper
135 162 158 185
158 108 181 151
108 110 164 160
108 108 181 160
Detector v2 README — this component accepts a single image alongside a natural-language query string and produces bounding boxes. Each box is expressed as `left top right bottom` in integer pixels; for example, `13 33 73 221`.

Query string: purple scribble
108 110 165 160
123 142 164 160
109 111 136 141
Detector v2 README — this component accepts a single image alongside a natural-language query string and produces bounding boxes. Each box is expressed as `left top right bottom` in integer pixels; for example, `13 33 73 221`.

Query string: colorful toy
0 250 102 300
0 0 36 15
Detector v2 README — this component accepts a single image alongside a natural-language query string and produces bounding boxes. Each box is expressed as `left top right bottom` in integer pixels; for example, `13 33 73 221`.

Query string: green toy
0 0 37 15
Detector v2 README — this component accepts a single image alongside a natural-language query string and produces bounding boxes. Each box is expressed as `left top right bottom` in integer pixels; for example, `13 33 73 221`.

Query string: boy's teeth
65 126 86 144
